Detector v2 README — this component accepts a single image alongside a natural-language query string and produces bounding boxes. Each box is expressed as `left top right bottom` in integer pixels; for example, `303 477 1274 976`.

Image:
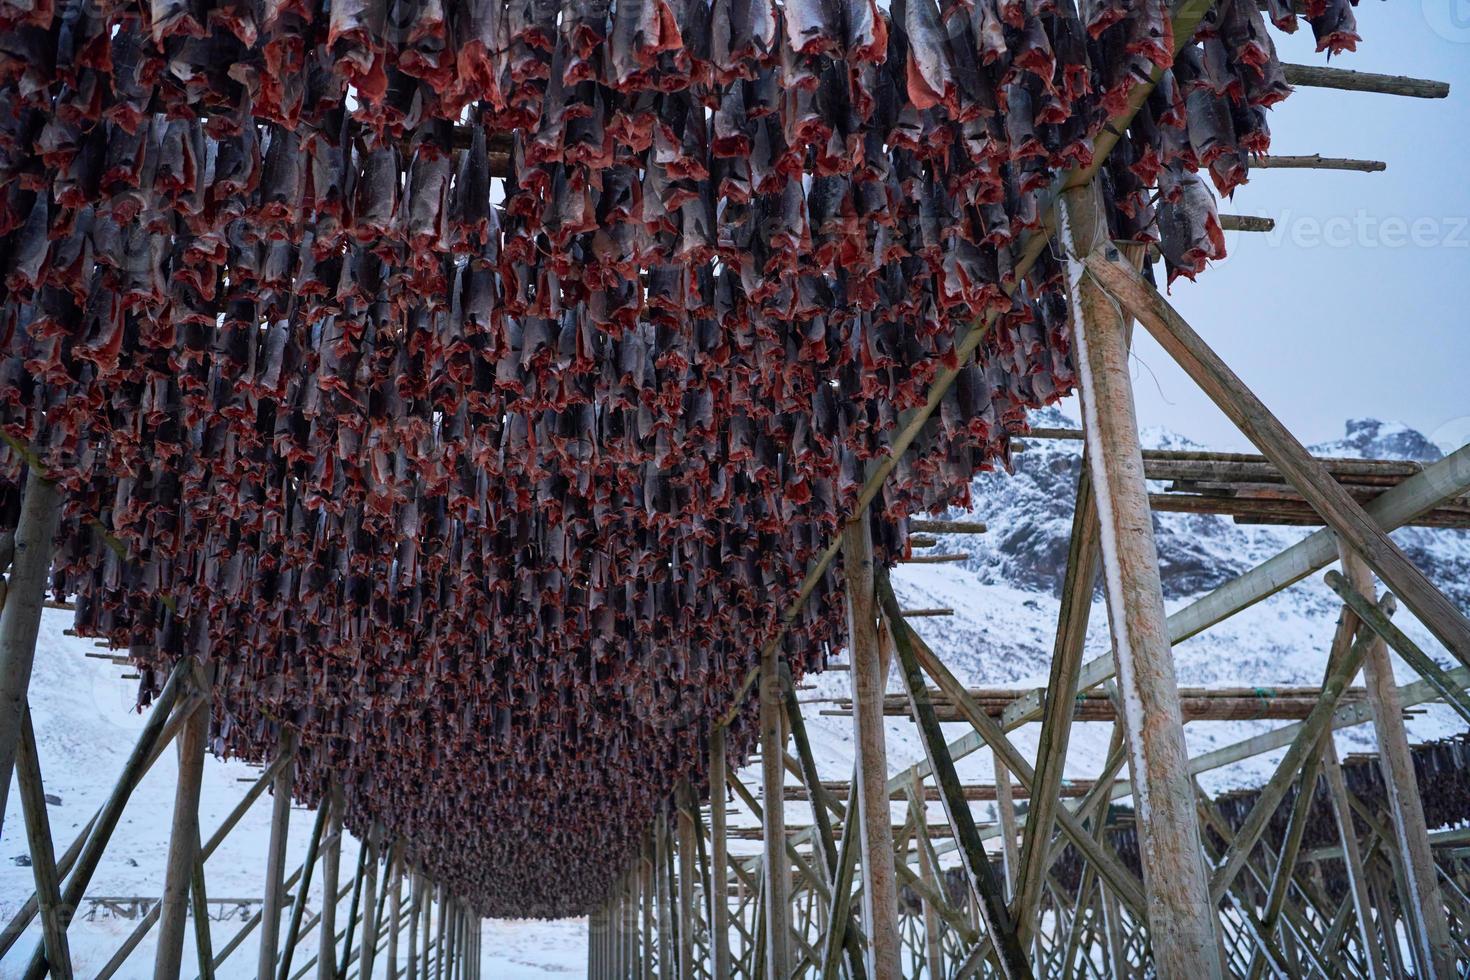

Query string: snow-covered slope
4 417 1466 977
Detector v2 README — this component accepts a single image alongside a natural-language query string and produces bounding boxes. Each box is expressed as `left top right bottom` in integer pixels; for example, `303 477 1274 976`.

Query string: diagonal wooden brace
1082 249 1470 667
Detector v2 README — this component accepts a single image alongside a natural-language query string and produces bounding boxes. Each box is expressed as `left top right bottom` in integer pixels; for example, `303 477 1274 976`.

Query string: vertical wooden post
276 785 329 980
434 885 448 980
387 857 402 980
14 708 72 980
994 750 1020 902
407 872 421 980
0 467 60 839
708 730 731 980
1061 180 1221 979
156 694 209 980
257 729 298 980
1101 885 1127 979
641 835 655 980
190 828 215 980
616 884 626 980
841 517 902 978
1340 547 1455 975
757 640 793 980
420 878 433 980
677 783 697 980
655 813 673 977
360 824 383 980
317 780 344 980
912 786 943 980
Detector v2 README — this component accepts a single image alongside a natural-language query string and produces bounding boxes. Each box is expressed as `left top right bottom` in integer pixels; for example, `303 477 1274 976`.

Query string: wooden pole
20 659 194 980
190 827 216 980
881 574 1031 978
909 780 944 979
407 872 421 980
156 693 211 980
14 708 72 980
677 784 697 980
655 812 673 978
757 642 792 980
1083 250 1470 666
1321 740 1387 980
1015 468 1100 938
277 795 330 980
0 467 60 840
388 858 402 980
841 516 902 978
993 751 1020 901
1340 547 1456 975
359 824 383 980
258 728 299 980
1063 183 1220 979
318 780 345 980
420 878 433 980
708 730 731 980
641 836 654 980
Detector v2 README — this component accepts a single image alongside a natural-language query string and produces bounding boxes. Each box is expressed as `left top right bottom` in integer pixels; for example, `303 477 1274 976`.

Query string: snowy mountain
3 417 1466 978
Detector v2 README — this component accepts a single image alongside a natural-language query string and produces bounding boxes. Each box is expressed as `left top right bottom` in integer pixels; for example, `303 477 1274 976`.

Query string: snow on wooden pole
0 466 60 839
155 692 211 980
1061 179 1221 978
840 516 902 978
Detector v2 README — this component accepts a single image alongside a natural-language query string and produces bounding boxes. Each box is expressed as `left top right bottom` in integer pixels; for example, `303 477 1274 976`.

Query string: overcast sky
1057 5 1470 453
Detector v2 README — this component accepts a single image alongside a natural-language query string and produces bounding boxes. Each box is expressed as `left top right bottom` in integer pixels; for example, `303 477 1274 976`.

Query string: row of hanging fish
0 0 1363 916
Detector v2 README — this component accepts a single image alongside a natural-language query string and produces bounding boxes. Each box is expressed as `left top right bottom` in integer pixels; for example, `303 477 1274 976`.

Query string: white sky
1058 5 1470 452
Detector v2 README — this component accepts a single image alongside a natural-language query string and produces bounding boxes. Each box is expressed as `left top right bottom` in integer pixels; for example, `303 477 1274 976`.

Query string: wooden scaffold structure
0 1 1466 979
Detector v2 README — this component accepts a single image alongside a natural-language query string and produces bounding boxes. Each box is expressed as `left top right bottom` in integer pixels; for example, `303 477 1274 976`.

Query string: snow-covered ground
3 416 1466 976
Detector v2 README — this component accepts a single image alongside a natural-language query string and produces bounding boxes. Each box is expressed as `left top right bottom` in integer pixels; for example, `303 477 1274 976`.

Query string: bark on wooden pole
156 693 211 980
0 467 60 840
840 516 902 978
257 728 299 980
1062 181 1221 978
406 872 421 980
15 708 72 980
1340 547 1456 975
757 641 793 980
